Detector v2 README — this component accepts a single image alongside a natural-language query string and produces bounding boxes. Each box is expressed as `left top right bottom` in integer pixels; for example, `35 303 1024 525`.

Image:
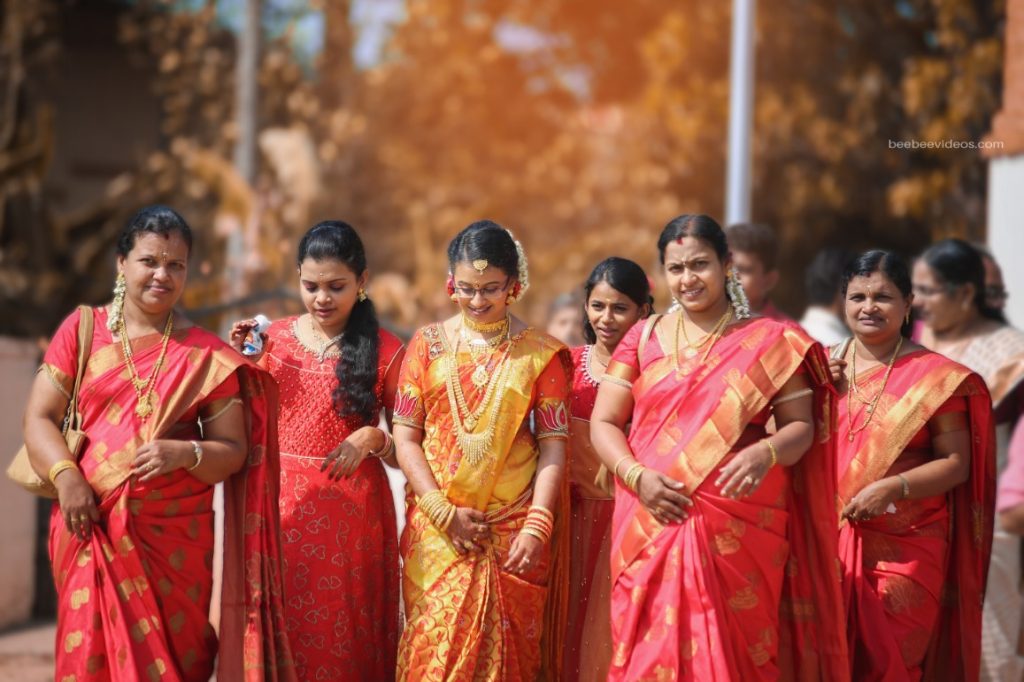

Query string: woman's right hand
55 469 99 541
637 470 692 524
228 319 264 358
447 507 489 554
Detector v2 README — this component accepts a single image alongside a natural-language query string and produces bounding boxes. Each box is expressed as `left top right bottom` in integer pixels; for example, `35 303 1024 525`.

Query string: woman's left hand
504 532 543 575
842 477 901 522
132 440 195 482
715 442 774 499
321 426 378 480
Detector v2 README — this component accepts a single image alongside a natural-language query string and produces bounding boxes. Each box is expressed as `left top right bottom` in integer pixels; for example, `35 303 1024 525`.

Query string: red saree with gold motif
394 324 571 681
604 316 849 681
43 307 294 682
837 349 995 681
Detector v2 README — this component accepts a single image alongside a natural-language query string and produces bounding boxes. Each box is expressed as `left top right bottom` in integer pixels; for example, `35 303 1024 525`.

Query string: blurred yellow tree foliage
0 0 1006 334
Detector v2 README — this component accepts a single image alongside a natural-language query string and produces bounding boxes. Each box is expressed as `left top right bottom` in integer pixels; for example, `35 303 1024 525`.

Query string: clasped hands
445 507 543 575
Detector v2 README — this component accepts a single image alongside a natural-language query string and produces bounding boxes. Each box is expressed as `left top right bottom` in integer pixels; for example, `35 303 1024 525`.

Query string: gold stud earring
357 289 368 303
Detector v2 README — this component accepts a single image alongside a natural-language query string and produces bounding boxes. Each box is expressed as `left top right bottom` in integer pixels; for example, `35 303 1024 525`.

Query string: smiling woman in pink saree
590 214 848 681
22 206 294 682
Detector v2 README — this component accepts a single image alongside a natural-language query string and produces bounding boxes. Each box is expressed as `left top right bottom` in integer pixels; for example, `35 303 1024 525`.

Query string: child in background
726 222 794 323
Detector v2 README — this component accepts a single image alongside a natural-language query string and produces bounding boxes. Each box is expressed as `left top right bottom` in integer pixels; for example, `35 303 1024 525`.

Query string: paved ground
0 621 54 682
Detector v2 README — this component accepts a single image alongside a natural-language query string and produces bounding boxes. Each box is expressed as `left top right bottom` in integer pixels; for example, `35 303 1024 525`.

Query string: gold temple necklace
119 314 174 420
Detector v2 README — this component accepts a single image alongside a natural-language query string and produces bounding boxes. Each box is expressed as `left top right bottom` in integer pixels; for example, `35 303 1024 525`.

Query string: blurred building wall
35 2 160 215
987 0 1024 326
988 159 1024 326
0 338 41 630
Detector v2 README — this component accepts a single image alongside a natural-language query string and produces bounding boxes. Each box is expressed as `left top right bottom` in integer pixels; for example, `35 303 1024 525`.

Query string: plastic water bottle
242 314 271 355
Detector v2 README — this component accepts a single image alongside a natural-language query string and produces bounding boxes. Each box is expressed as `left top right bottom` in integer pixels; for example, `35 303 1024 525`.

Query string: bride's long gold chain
442 325 517 465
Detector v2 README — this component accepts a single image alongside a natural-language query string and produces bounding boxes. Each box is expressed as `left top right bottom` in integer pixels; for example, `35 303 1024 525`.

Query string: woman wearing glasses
912 239 1024 681
393 220 572 680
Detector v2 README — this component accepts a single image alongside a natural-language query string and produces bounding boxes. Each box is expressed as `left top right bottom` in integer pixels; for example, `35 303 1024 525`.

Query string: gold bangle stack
762 439 778 468
612 455 633 480
520 505 554 544
48 459 78 485
622 462 646 493
418 490 456 531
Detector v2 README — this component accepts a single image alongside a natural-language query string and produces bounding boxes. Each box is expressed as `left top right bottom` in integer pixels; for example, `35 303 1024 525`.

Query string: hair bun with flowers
505 228 529 301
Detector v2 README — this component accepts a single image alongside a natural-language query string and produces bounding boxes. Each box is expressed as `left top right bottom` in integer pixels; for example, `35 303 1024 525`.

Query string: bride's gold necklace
118 314 174 420
459 314 510 388
442 326 517 466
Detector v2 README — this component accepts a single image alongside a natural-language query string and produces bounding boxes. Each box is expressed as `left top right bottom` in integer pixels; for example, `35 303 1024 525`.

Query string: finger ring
742 475 755 486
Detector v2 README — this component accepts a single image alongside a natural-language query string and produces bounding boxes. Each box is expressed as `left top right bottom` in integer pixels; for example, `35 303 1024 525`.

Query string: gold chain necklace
442 329 517 466
845 335 903 441
294 315 344 362
118 314 174 420
675 308 733 367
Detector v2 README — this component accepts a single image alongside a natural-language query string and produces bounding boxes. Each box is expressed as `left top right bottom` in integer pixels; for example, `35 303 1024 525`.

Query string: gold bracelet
48 459 79 485
187 440 203 472
368 430 393 459
612 455 634 481
897 474 910 499
762 439 778 468
623 462 646 493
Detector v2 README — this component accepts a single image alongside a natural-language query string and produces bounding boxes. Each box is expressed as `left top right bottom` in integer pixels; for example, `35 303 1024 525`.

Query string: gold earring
506 294 515 305
905 311 911 324
357 288 368 302
107 272 127 332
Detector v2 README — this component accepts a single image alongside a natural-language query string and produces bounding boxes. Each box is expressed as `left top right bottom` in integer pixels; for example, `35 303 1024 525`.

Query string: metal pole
725 0 756 225
224 0 260 310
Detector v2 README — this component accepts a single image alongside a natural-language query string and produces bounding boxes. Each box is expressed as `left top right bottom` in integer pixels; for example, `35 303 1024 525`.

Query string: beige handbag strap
637 314 661 361
64 306 95 434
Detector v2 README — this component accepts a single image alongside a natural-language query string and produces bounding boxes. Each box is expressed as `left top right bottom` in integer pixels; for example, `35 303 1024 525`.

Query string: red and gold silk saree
604 316 848 681
394 324 571 681
43 307 294 682
837 349 995 681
